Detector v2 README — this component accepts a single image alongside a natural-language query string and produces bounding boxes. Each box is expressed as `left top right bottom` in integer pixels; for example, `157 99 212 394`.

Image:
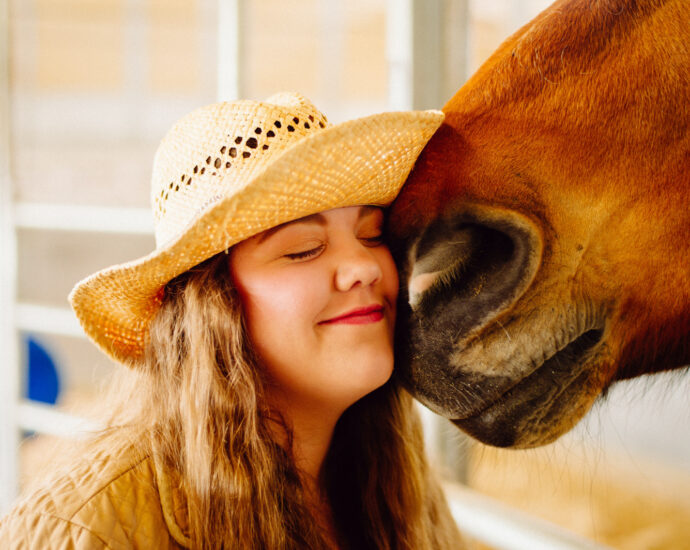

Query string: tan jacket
0 447 191 549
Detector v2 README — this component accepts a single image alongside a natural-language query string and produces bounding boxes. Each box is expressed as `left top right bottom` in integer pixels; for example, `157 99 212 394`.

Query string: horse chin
451 348 605 448
399 297 608 446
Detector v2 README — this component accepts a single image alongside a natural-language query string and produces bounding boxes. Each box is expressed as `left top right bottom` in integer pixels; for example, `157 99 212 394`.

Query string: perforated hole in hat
153 110 327 222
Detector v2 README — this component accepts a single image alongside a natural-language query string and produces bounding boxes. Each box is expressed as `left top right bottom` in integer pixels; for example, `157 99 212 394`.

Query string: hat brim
69 109 443 364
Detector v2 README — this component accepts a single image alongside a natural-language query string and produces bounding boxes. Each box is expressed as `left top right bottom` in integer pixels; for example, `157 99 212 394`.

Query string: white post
318 0 344 113
439 0 470 103
386 0 471 483
410 0 444 110
386 0 469 111
0 0 21 513
217 0 245 101
386 0 414 110
124 0 147 135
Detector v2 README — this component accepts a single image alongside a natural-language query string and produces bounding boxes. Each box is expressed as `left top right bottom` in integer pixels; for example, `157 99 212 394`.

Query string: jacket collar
152 452 192 548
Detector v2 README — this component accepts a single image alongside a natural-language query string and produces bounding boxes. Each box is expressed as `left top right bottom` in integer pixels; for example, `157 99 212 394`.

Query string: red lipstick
320 304 384 325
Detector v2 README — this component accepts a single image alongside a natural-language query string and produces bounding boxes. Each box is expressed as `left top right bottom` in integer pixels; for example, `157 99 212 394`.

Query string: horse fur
389 0 689 448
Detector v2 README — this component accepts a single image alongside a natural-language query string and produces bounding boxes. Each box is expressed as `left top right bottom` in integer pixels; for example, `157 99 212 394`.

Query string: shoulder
0 447 183 549
0 511 111 549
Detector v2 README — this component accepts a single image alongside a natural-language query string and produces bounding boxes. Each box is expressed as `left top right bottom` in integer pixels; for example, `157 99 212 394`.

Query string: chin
344 351 394 400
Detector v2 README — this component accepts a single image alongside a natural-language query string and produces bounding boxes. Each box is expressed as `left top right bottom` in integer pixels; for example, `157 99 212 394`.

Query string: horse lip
452 325 605 422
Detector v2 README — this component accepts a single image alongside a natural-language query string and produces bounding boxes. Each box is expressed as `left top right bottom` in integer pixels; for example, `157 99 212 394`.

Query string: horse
389 0 689 448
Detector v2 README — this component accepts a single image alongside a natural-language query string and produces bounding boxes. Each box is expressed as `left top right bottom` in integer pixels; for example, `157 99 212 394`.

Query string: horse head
390 0 689 448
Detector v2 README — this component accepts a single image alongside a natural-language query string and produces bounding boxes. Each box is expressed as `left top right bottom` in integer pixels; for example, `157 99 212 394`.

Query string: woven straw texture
69 92 443 365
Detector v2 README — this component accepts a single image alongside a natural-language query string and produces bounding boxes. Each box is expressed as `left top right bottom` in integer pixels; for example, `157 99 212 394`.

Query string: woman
0 93 461 548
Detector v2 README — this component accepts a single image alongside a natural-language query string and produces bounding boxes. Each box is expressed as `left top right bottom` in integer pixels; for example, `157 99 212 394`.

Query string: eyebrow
256 206 381 244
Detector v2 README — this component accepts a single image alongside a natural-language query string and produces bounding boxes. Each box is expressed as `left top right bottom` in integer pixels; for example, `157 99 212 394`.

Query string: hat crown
69 93 443 364
151 93 329 247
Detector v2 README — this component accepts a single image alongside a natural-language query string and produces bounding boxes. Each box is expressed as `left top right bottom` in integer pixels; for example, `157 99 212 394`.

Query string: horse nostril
408 270 443 307
407 213 540 335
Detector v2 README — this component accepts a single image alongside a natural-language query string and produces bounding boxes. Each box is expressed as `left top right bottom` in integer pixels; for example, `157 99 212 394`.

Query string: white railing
0 0 21 513
14 202 152 235
15 303 84 338
445 483 612 550
17 401 101 439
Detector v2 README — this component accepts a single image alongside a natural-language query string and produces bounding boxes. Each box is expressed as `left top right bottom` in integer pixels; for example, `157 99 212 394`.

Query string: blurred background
1 1 688 548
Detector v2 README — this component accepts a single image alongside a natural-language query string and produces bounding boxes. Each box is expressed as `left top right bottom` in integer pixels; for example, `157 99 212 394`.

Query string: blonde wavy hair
85 252 461 549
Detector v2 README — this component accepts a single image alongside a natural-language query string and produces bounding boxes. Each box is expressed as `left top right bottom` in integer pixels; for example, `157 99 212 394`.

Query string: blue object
24 336 60 405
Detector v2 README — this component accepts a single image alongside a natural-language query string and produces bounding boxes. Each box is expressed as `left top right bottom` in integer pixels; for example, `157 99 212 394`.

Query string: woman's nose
334 244 383 292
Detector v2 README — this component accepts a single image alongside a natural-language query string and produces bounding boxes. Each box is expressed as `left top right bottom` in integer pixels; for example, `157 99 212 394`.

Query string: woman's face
230 206 398 414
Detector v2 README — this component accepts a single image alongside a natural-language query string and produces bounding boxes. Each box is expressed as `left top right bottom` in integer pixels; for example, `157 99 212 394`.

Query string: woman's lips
320 305 384 325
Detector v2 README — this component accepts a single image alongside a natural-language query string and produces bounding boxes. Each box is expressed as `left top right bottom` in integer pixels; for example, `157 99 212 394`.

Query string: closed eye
284 244 325 260
360 235 384 247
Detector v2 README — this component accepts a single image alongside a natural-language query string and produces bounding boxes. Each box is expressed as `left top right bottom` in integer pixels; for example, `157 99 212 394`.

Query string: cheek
235 270 325 343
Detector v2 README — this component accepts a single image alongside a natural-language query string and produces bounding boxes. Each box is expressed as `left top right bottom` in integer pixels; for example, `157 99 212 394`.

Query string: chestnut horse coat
390 0 689 447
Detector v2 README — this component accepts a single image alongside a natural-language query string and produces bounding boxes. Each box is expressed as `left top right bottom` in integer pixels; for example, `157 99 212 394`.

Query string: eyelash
285 245 325 260
283 234 384 260
361 235 384 246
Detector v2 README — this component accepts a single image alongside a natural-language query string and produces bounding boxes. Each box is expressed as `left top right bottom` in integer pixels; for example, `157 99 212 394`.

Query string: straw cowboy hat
69 92 443 365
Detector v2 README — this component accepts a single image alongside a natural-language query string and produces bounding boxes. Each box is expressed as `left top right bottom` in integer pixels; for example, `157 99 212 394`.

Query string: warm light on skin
229 205 398 510
229 206 398 424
